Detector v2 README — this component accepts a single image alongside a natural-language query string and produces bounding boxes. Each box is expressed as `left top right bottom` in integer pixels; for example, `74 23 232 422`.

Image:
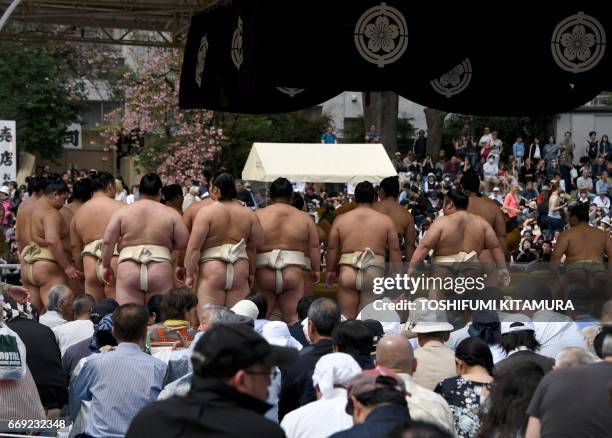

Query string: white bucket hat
405 298 453 333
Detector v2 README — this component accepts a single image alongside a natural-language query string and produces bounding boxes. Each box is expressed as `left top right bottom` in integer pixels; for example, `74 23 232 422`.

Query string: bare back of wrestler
552 204 612 304
325 182 400 319
27 182 81 310
15 189 41 306
255 179 320 324
373 177 417 262
101 174 189 305
409 189 510 291
71 173 123 302
184 173 264 313
174 197 213 283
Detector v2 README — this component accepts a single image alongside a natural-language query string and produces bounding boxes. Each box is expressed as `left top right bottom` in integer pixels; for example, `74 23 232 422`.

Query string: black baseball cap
191 324 298 378
90 299 119 325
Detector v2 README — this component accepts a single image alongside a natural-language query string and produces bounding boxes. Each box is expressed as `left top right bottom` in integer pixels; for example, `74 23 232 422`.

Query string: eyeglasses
245 368 278 380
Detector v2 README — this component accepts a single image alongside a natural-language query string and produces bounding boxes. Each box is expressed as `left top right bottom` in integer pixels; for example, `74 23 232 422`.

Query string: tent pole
0 0 22 32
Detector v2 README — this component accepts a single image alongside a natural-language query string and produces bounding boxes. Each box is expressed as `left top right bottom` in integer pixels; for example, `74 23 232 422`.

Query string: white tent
242 143 397 184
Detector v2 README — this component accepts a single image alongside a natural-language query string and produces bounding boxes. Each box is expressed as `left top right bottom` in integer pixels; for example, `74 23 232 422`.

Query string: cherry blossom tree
101 48 222 184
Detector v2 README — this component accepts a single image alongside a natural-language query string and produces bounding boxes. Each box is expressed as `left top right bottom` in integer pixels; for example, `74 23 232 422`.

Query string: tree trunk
424 107 448 159
362 91 398 155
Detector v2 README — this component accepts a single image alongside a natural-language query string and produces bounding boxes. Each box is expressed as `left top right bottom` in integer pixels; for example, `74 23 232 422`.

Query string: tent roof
242 143 397 184
0 0 218 47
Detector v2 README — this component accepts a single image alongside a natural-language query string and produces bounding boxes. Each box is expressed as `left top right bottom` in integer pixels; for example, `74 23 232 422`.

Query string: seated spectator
435 338 494 438
278 298 340 419
521 181 538 201
39 284 73 328
74 304 167 438
483 156 499 191
329 367 410 438
525 334 612 437
332 320 375 369
468 310 506 363
280 353 361 438
146 294 163 324
582 298 612 355
148 287 198 346
63 299 119 378
593 191 610 214
577 189 591 205
127 324 297 438
480 362 545 438
591 155 607 177
4 296 68 410
375 334 456 435
53 294 95 356
489 187 504 205
406 299 456 391
494 318 554 376
515 239 539 263
554 346 596 369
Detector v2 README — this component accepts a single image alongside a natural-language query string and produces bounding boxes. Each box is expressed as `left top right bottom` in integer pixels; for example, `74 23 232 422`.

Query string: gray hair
47 285 71 312
73 294 96 318
307 298 340 337
201 304 235 329
555 347 596 369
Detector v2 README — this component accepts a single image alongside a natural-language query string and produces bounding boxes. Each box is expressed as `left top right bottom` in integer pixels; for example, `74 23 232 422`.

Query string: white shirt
532 310 588 359
115 191 127 203
483 162 498 179
280 388 353 438
356 298 401 334
593 195 610 213
479 134 492 147
397 373 456 435
53 319 94 356
39 310 67 329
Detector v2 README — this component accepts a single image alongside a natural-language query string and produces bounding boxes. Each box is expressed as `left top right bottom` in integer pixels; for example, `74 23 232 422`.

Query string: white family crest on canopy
431 58 473 98
552 11 606 73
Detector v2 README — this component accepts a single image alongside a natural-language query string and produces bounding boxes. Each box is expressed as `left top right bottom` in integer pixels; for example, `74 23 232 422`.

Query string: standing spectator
329 367 410 438
39 284 73 329
278 298 340 419
513 136 526 166
502 184 522 221
406 300 456 391
559 131 575 165
494 318 554 376
74 304 167 438
543 136 559 166
478 127 493 158
53 294 95 356
280 353 361 438
376 334 456 435
5 296 68 410
521 181 538 201
546 182 565 237
304 185 323 210
235 180 257 208
413 129 427 160
182 186 201 212
527 137 542 161
525 335 612 438
435 338 493 438
483 156 499 192
126 185 139 205
599 134 611 159
321 126 338 144
114 178 128 203
585 130 599 162
545 158 561 180
365 124 381 144
489 130 503 164
128 324 296 438
468 310 506 364
479 363 545 438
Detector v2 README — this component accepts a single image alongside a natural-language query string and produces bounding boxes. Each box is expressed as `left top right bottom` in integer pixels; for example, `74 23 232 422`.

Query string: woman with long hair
519 157 535 184
478 362 545 438
599 134 611 159
546 181 565 237
435 337 494 438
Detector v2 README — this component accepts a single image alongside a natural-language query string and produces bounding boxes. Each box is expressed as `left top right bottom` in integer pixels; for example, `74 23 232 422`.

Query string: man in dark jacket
330 367 411 438
126 324 297 438
278 298 341 420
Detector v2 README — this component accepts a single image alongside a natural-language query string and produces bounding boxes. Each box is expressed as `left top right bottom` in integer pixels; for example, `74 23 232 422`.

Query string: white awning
242 142 397 184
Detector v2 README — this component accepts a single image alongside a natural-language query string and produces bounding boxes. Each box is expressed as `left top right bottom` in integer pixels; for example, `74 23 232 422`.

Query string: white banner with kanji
0 121 16 184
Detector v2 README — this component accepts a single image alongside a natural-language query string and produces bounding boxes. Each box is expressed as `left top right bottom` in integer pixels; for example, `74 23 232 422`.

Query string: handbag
0 323 26 380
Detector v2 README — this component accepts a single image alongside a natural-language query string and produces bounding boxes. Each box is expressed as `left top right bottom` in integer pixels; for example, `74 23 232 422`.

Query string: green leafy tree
214 112 331 175
0 44 87 159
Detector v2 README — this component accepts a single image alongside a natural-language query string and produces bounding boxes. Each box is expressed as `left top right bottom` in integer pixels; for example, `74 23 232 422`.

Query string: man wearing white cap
405 298 457 391
493 317 555 377
281 353 361 438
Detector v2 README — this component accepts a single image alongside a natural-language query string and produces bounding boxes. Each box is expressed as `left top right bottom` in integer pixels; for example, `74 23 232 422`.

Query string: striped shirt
73 342 167 438
0 367 46 427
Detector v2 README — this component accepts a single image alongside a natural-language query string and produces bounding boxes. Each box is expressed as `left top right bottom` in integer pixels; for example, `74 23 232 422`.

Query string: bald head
375 334 415 373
